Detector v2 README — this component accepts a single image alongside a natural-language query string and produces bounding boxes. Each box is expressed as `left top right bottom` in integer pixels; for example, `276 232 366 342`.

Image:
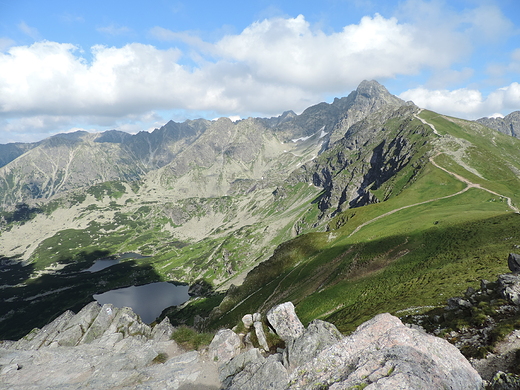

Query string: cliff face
287 103 430 218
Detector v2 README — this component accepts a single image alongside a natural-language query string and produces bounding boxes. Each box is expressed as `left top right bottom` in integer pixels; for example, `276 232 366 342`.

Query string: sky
0 0 519 144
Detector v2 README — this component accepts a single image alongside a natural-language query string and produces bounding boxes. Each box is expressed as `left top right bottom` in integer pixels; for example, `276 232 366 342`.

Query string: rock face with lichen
1 300 486 389
0 301 220 389
213 303 483 390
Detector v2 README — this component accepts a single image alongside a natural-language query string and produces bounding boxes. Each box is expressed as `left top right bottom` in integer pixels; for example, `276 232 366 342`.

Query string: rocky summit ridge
1 300 483 390
6 271 520 388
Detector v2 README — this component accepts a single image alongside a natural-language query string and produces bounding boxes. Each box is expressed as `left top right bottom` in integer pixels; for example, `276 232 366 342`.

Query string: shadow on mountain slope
0 250 163 340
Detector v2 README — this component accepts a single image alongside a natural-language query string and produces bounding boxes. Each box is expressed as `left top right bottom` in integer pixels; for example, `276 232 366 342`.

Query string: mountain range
1 80 520 345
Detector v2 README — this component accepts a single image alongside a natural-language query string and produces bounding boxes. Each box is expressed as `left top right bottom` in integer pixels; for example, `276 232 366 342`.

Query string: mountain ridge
1 79 520 348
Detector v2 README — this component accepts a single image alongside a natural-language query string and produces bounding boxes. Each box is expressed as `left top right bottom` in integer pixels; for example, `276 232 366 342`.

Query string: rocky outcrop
0 301 220 389
477 111 520 138
507 253 520 274
287 313 482 390
266 302 304 342
214 303 483 390
1 300 487 389
405 271 520 386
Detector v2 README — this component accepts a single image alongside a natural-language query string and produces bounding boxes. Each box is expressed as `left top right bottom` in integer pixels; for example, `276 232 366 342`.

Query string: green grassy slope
204 111 520 333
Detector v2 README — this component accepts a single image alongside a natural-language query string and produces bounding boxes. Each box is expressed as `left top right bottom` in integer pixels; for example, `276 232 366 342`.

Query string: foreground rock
1 300 485 389
214 304 483 390
287 313 482 389
0 302 219 389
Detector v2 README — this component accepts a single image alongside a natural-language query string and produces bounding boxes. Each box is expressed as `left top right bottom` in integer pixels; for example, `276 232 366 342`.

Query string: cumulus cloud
0 4 518 143
0 13 470 120
400 82 520 119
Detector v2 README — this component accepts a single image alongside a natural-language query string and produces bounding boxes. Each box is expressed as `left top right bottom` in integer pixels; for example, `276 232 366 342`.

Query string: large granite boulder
266 302 304 342
497 274 520 305
208 329 242 363
284 319 343 369
225 353 288 390
287 313 483 390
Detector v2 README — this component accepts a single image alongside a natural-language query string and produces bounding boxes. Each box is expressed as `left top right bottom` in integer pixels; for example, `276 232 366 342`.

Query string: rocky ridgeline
1 299 487 389
404 254 520 388
209 302 483 390
0 301 219 389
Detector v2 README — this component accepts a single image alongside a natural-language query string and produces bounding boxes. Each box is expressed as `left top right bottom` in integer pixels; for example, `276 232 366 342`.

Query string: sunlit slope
206 110 520 333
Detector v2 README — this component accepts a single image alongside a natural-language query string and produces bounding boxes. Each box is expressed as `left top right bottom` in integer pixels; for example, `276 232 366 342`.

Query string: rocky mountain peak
477 111 520 138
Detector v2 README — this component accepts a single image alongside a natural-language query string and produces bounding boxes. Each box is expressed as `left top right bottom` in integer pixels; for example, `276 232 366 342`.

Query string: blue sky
0 0 519 144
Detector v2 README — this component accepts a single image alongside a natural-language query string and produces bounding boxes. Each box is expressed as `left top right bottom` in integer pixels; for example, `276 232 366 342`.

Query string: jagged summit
477 110 520 138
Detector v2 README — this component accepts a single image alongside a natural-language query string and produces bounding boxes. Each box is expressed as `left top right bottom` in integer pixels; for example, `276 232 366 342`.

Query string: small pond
85 252 150 273
93 282 190 323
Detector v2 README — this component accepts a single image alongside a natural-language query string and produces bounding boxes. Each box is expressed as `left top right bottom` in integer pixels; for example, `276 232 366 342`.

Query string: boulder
508 253 520 274
266 302 304 342
287 313 483 390
497 274 520 305
284 319 343 369
225 353 288 390
219 348 265 384
253 321 269 351
242 314 253 329
208 329 242 363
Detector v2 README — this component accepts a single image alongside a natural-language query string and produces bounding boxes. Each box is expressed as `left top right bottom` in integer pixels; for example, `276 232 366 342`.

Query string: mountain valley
1 79 520 356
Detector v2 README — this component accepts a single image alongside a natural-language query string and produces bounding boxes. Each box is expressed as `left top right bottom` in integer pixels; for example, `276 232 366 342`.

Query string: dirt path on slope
348 152 518 239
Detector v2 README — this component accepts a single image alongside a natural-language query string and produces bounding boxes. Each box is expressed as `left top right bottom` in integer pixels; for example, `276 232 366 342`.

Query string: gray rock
284 319 343 369
219 348 265 384
446 297 473 311
80 304 118 344
11 310 75 350
253 321 269 351
151 316 175 342
252 313 261 322
208 329 242 364
242 314 253 329
477 111 520 138
508 253 520 274
225 354 288 390
104 306 151 339
287 313 483 390
497 274 520 305
267 302 304 342
51 301 102 346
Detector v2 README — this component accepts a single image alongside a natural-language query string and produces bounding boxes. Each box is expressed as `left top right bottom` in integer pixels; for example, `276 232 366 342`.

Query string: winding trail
348 117 518 238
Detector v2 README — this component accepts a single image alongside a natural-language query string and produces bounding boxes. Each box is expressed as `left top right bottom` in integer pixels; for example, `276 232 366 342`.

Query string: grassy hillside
202 111 520 333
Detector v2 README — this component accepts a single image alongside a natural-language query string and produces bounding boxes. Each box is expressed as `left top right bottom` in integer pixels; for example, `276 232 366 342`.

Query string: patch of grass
171 326 214 350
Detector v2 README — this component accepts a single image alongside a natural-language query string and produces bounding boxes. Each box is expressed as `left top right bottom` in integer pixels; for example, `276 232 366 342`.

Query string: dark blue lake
93 282 190 323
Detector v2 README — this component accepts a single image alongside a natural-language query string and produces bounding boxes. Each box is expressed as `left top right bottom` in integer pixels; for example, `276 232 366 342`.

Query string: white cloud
0 14 470 120
0 38 15 52
400 82 520 119
0 4 517 143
